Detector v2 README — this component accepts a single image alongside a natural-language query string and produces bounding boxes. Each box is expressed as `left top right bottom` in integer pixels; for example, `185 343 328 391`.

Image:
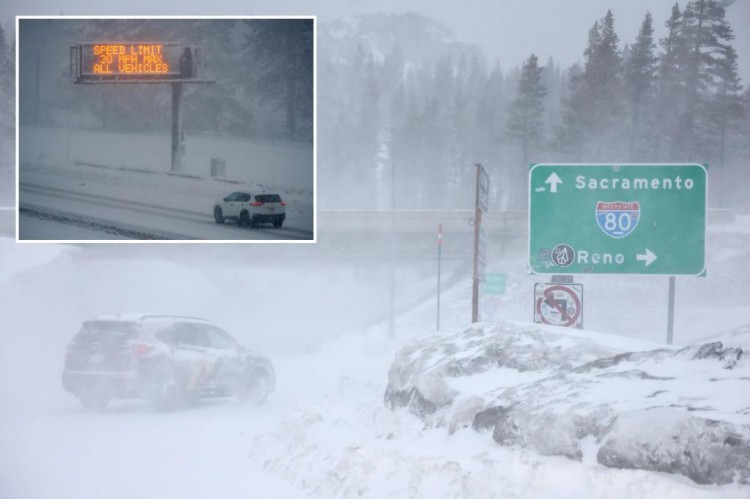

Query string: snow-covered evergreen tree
559 11 624 159
506 54 546 172
710 43 744 169
625 12 658 161
244 19 314 141
0 24 13 135
656 3 690 160
677 0 736 159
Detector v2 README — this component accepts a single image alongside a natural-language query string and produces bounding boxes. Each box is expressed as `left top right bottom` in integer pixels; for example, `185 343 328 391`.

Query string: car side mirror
223 197 230 202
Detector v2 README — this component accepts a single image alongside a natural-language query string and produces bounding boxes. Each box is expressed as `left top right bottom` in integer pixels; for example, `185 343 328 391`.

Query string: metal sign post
667 276 676 344
437 224 442 331
472 163 489 323
171 82 183 173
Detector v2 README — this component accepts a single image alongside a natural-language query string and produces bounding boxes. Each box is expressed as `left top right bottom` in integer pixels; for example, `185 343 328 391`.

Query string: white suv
213 191 286 228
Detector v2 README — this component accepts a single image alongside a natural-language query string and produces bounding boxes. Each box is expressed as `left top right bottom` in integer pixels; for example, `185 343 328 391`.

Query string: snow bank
384 321 661 427
385 322 750 485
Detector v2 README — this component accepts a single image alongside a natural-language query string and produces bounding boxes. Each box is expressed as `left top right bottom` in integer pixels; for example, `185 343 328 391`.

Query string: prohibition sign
534 284 582 327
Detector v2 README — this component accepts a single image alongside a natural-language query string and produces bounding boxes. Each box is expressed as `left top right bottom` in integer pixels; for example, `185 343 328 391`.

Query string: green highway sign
480 272 506 296
528 164 707 275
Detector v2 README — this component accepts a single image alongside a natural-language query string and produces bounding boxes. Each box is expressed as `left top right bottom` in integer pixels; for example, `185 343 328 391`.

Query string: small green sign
481 272 506 295
528 164 707 275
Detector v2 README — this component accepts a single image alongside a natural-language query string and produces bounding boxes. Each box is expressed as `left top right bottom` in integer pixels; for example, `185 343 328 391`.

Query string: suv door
165 322 213 391
204 326 245 388
222 192 242 218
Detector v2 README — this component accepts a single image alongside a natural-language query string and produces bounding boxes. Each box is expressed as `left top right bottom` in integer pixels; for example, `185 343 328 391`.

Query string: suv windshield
255 194 282 203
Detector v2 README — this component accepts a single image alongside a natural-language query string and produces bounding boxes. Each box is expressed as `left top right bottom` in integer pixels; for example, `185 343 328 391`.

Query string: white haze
1 217 749 497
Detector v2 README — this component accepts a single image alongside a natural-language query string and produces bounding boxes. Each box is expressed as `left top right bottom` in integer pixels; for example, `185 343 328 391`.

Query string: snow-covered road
18 127 315 241
20 180 313 240
1 398 308 499
1 239 748 499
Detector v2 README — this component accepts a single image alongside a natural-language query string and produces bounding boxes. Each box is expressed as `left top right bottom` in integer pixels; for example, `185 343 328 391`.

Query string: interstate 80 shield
595 201 640 239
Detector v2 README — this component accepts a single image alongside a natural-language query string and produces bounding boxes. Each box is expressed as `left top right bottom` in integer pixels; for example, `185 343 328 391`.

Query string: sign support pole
388 135 396 339
472 164 482 323
171 82 183 173
667 276 676 345
437 224 442 331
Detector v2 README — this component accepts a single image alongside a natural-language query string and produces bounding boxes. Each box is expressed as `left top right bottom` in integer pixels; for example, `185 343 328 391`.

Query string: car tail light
250 201 263 206
280 201 286 206
132 343 153 356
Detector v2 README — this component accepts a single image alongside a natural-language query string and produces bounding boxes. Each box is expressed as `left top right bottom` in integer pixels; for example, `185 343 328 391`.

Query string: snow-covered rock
597 408 750 485
385 322 750 485
384 322 655 428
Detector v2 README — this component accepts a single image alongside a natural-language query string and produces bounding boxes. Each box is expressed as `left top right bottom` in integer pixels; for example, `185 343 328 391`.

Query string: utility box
210 157 226 179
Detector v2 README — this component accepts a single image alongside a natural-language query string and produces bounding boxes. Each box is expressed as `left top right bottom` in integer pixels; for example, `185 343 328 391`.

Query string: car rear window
74 321 139 347
255 194 282 203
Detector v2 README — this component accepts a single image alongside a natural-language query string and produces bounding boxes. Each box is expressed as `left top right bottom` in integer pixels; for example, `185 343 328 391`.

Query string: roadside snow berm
384 321 750 485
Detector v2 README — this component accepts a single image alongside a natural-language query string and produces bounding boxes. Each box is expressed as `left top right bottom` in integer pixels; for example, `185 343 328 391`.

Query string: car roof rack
90 313 209 323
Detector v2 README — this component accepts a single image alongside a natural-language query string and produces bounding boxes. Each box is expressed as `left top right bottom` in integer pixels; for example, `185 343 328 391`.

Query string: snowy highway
17 127 315 241
20 181 312 240
2 216 750 498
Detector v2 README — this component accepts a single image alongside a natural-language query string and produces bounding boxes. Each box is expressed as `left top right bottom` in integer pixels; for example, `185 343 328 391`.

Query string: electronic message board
71 43 201 83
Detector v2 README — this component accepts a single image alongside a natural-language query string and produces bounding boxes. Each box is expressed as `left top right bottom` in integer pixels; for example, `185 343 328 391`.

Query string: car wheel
273 218 283 228
239 368 271 406
213 206 224 224
239 210 250 227
145 363 187 411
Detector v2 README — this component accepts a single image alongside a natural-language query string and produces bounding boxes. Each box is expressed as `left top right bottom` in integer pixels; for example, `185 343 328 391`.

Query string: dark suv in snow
62 314 275 410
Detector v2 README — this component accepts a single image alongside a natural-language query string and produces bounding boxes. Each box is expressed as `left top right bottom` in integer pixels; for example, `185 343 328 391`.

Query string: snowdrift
384 322 750 485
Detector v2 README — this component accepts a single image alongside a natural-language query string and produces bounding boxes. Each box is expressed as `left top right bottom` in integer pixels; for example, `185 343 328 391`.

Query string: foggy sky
2 0 749 82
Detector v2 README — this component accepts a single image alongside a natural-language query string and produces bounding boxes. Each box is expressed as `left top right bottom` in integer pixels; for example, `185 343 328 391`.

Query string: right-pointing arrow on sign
636 249 657 266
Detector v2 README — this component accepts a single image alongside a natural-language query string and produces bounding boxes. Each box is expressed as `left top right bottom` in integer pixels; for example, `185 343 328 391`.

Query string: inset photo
17 17 315 242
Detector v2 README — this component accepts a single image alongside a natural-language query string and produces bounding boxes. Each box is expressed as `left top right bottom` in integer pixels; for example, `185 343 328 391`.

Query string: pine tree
506 54 546 169
244 19 314 140
656 3 689 159
474 62 503 152
710 43 744 170
625 12 658 160
678 0 736 159
559 10 624 159
0 24 11 76
589 10 624 151
0 24 13 134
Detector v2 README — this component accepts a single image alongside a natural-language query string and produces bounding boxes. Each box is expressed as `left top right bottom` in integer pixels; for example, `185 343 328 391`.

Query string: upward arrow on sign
545 173 563 193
